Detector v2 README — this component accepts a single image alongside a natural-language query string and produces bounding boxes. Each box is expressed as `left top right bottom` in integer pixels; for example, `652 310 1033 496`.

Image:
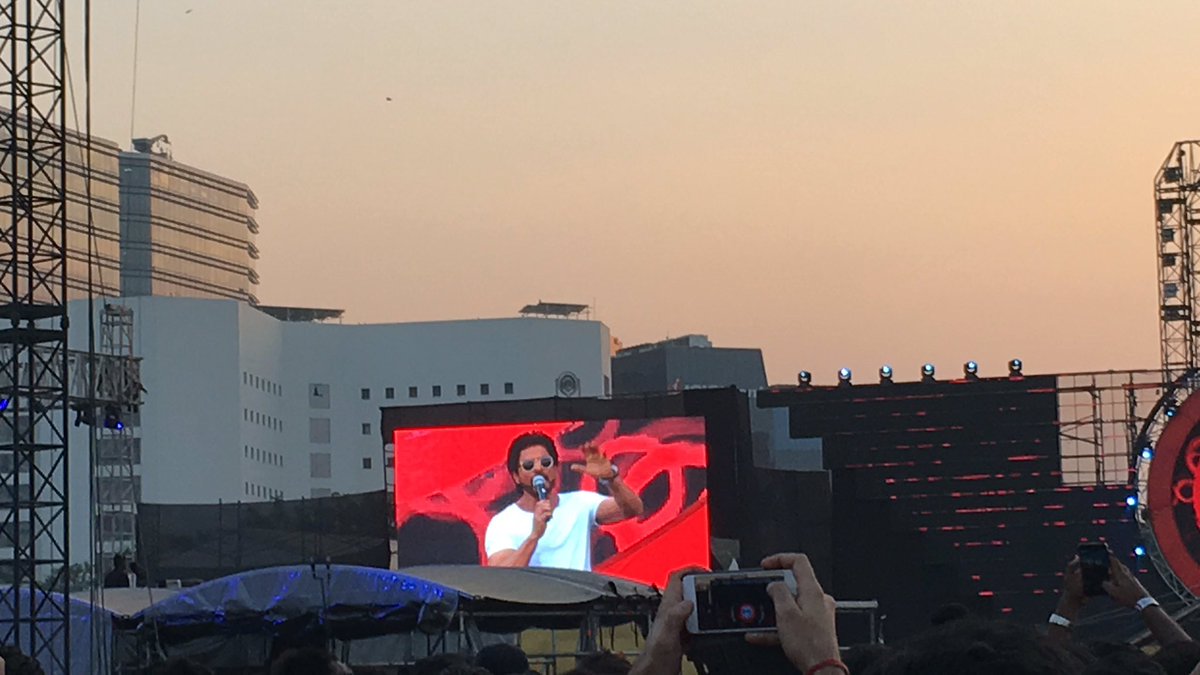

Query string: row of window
361 382 515 400
244 408 283 432
244 445 283 467
244 482 281 499
243 371 282 396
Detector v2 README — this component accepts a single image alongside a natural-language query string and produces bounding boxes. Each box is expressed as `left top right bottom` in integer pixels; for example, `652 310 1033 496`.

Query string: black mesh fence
136 491 390 584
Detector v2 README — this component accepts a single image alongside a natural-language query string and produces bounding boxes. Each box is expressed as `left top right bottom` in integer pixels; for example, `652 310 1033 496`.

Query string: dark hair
1080 647 1164 675
0 645 45 675
865 619 1087 675
474 643 529 675
1154 640 1200 675
151 657 215 675
567 651 631 675
930 603 971 626
506 432 558 476
269 648 341 675
413 653 470 675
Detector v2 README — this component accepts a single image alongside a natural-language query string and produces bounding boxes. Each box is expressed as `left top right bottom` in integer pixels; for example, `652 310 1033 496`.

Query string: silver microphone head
532 475 549 500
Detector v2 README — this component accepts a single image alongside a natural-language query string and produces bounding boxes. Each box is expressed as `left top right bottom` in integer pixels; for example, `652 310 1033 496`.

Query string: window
385 387 395 399
362 423 371 435
361 388 371 400
309 418 331 444
309 383 330 409
362 457 373 470
480 383 490 396
504 382 514 395
457 384 466 397
408 386 418 398
432 385 442 398
243 372 248 385
310 452 332 479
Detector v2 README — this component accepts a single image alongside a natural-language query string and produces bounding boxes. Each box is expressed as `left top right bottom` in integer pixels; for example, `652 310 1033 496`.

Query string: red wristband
805 659 850 675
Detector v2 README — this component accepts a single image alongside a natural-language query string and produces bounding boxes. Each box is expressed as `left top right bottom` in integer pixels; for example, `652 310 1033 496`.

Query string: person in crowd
929 602 971 626
269 647 352 675
842 643 891 674
865 618 1090 675
412 653 471 675
102 553 132 588
485 433 643 570
150 656 214 675
1048 552 1191 648
630 553 845 675
564 651 632 675
0 646 43 675
473 643 529 675
1155 640 1200 675
1079 646 1165 675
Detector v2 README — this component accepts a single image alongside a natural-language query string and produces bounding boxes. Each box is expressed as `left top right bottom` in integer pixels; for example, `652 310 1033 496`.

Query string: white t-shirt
485 491 608 571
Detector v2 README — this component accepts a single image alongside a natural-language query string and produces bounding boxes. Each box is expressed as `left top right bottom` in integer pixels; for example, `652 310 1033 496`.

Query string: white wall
66 297 611 563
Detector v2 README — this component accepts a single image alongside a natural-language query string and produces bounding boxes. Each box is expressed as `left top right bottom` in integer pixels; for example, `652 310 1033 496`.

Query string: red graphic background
1148 391 1200 592
394 417 709 586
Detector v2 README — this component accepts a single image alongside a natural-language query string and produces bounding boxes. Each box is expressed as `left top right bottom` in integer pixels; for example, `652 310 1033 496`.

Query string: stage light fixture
838 367 852 387
1126 495 1138 508
879 365 894 384
0 398 8 412
1141 446 1154 461
102 404 124 431
1134 545 1146 556
1008 359 1023 377
921 363 936 383
1166 399 1179 418
797 371 812 386
964 361 980 381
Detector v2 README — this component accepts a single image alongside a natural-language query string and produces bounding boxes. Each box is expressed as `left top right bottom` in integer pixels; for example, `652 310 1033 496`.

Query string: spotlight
964 361 979 382
1125 495 1138 508
879 365 894 384
0 398 8 412
921 363 936 383
1141 446 1154 461
1008 359 1023 377
838 367 852 387
797 371 812 387
1166 399 1179 418
1134 545 1146 556
102 404 124 431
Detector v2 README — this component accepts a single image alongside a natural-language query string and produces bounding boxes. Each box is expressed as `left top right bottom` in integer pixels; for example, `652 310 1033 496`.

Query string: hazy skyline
71 1 1200 383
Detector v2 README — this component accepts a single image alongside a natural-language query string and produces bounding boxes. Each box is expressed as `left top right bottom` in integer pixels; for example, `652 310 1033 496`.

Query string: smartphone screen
1078 543 1110 597
689 572 787 633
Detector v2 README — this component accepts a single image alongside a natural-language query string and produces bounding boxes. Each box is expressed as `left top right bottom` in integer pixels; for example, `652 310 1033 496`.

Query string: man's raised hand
570 444 617 480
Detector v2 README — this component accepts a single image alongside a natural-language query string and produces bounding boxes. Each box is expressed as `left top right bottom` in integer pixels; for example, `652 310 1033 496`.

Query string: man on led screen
485 431 644 570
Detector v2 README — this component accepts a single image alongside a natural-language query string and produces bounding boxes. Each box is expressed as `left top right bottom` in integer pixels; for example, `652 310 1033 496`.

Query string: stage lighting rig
921 363 936 383
964 361 980 382
837 367 853 387
1008 359 1023 377
797 371 812 387
879 365 894 384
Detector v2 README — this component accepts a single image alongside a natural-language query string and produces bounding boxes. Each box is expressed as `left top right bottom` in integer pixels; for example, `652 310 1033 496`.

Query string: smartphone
1078 542 1111 597
682 569 797 635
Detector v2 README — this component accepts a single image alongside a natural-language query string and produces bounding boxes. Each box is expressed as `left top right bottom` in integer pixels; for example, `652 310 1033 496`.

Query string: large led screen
394 417 709 586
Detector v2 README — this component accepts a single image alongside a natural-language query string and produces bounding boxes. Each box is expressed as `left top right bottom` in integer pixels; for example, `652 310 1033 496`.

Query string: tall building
65 296 613 564
0 110 123 300
119 136 260 303
611 334 768 394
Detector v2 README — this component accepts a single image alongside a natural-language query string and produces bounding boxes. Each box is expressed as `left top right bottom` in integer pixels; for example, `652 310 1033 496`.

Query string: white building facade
65 297 612 562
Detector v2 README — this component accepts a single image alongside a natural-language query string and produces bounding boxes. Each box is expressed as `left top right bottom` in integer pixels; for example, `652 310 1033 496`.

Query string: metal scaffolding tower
0 0 72 670
94 304 140 559
1156 141 1200 384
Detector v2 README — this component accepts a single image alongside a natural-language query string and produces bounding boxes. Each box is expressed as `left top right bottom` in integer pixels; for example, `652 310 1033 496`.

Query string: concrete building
65 296 612 563
611 334 768 394
119 136 260 303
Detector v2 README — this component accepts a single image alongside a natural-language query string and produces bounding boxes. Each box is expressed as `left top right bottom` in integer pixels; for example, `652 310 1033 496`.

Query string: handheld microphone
532 475 549 501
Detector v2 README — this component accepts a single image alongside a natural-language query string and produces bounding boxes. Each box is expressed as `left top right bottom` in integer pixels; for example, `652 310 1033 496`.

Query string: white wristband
1135 596 1160 612
1048 613 1072 628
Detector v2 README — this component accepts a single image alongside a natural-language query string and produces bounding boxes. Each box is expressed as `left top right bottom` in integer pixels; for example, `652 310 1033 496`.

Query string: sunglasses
521 457 555 472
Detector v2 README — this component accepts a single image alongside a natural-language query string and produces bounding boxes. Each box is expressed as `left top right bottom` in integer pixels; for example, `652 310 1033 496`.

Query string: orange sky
73 1 1200 383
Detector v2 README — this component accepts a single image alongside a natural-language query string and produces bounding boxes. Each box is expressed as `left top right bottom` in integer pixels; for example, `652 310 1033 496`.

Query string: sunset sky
72 1 1200 383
